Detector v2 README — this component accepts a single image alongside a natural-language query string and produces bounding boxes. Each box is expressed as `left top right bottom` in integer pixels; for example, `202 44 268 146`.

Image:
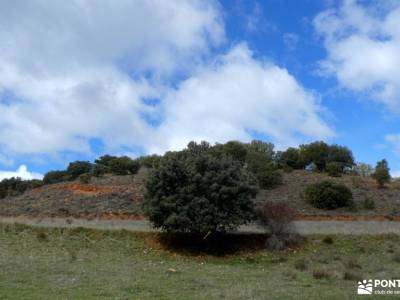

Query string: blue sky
1 0 400 179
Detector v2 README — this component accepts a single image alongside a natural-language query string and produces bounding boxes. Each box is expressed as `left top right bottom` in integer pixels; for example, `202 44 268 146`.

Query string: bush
137 154 162 169
91 164 108 177
143 143 258 234
79 173 91 184
299 142 354 172
373 159 390 188
246 152 282 189
305 181 353 210
322 236 334 244
257 202 301 250
222 141 248 163
312 268 331 279
278 147 304 169
363 197 375 210
43 170 70 184
0 177 43 198
294 259 308 271
257 202 296 235
29 179 44 189
246 140 275 161
325 162 343 177
109 156 140 175
67 161 93 179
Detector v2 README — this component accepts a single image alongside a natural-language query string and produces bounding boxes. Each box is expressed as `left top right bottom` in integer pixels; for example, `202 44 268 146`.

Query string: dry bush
257 201 302 250
312 268 331 280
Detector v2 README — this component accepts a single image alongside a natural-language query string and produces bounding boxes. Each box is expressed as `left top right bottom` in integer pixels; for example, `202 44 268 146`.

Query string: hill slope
1 168 400 218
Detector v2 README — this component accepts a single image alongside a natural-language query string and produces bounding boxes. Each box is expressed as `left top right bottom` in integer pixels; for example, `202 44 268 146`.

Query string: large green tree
143 142 258 234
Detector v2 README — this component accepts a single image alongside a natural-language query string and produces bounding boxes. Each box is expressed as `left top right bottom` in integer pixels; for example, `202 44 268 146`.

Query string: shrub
0 177 42 198
109 156 140 175
143 143 258 234
373 159 390 188
137 154 162 169
29 179 44 189
312 268 331 279
299 141 330 171
246 152 282 189
43 170 70 184
326 144 354 169
91 164 108 177
363 197 375 210
257 202 301 250
222 141 248 163
322 236 334 244
67 161 93 179
246 140 275 161
79 173 91 184
299 142 354 172
95 155 118 167
257 202 296 235
257 168 283 189
278 147 304 169
305 181 353 210
294 259 308 271
392 253 400 263
343 271 361 281
325 162 343 177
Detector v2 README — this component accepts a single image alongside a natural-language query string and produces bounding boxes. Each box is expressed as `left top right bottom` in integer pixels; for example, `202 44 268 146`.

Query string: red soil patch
49 183 123 195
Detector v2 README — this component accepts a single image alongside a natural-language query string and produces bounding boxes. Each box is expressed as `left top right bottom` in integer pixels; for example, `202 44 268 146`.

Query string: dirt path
2 216 400 234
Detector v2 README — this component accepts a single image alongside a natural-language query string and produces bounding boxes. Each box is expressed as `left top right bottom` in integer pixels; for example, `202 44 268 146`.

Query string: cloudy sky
1 0 400 179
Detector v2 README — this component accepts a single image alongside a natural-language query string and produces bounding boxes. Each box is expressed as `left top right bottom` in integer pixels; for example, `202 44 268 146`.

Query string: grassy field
1 224 400 299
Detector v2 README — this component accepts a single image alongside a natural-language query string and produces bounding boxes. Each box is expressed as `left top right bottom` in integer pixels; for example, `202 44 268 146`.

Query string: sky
1 0 400 179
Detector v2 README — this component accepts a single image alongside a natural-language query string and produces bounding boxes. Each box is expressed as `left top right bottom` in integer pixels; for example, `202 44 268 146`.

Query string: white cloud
0 0 224 157
314 0 400 110
0 1 334 164
152 43 334 152
0 165 43 181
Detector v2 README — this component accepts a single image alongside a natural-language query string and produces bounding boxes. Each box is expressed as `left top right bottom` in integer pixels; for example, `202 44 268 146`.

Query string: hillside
0 168 147 218
1 168 400 219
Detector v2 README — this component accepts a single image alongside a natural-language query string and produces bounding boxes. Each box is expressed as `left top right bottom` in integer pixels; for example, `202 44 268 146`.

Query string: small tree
144 143 258 234
373 159 391 188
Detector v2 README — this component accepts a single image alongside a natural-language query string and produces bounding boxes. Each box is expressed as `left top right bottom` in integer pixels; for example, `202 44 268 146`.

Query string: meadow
1 223 399 299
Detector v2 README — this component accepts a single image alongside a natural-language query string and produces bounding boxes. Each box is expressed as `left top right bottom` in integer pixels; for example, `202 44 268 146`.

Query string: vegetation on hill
0 139 394 220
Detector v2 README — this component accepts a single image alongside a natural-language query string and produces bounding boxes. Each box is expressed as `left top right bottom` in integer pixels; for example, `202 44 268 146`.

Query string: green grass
1 224 400 299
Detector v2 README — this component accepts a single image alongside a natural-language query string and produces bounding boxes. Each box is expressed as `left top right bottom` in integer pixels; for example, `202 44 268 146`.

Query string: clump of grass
312 268 331 280
36 231 48 242
294 259 308 271
322 236 334 244
36 231 49 242
343 270 362 281
363 197 375 210
346 258 361 269
392 253 400 263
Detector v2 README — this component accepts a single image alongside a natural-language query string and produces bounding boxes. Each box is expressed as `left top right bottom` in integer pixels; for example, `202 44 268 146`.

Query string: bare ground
2 216 400 234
